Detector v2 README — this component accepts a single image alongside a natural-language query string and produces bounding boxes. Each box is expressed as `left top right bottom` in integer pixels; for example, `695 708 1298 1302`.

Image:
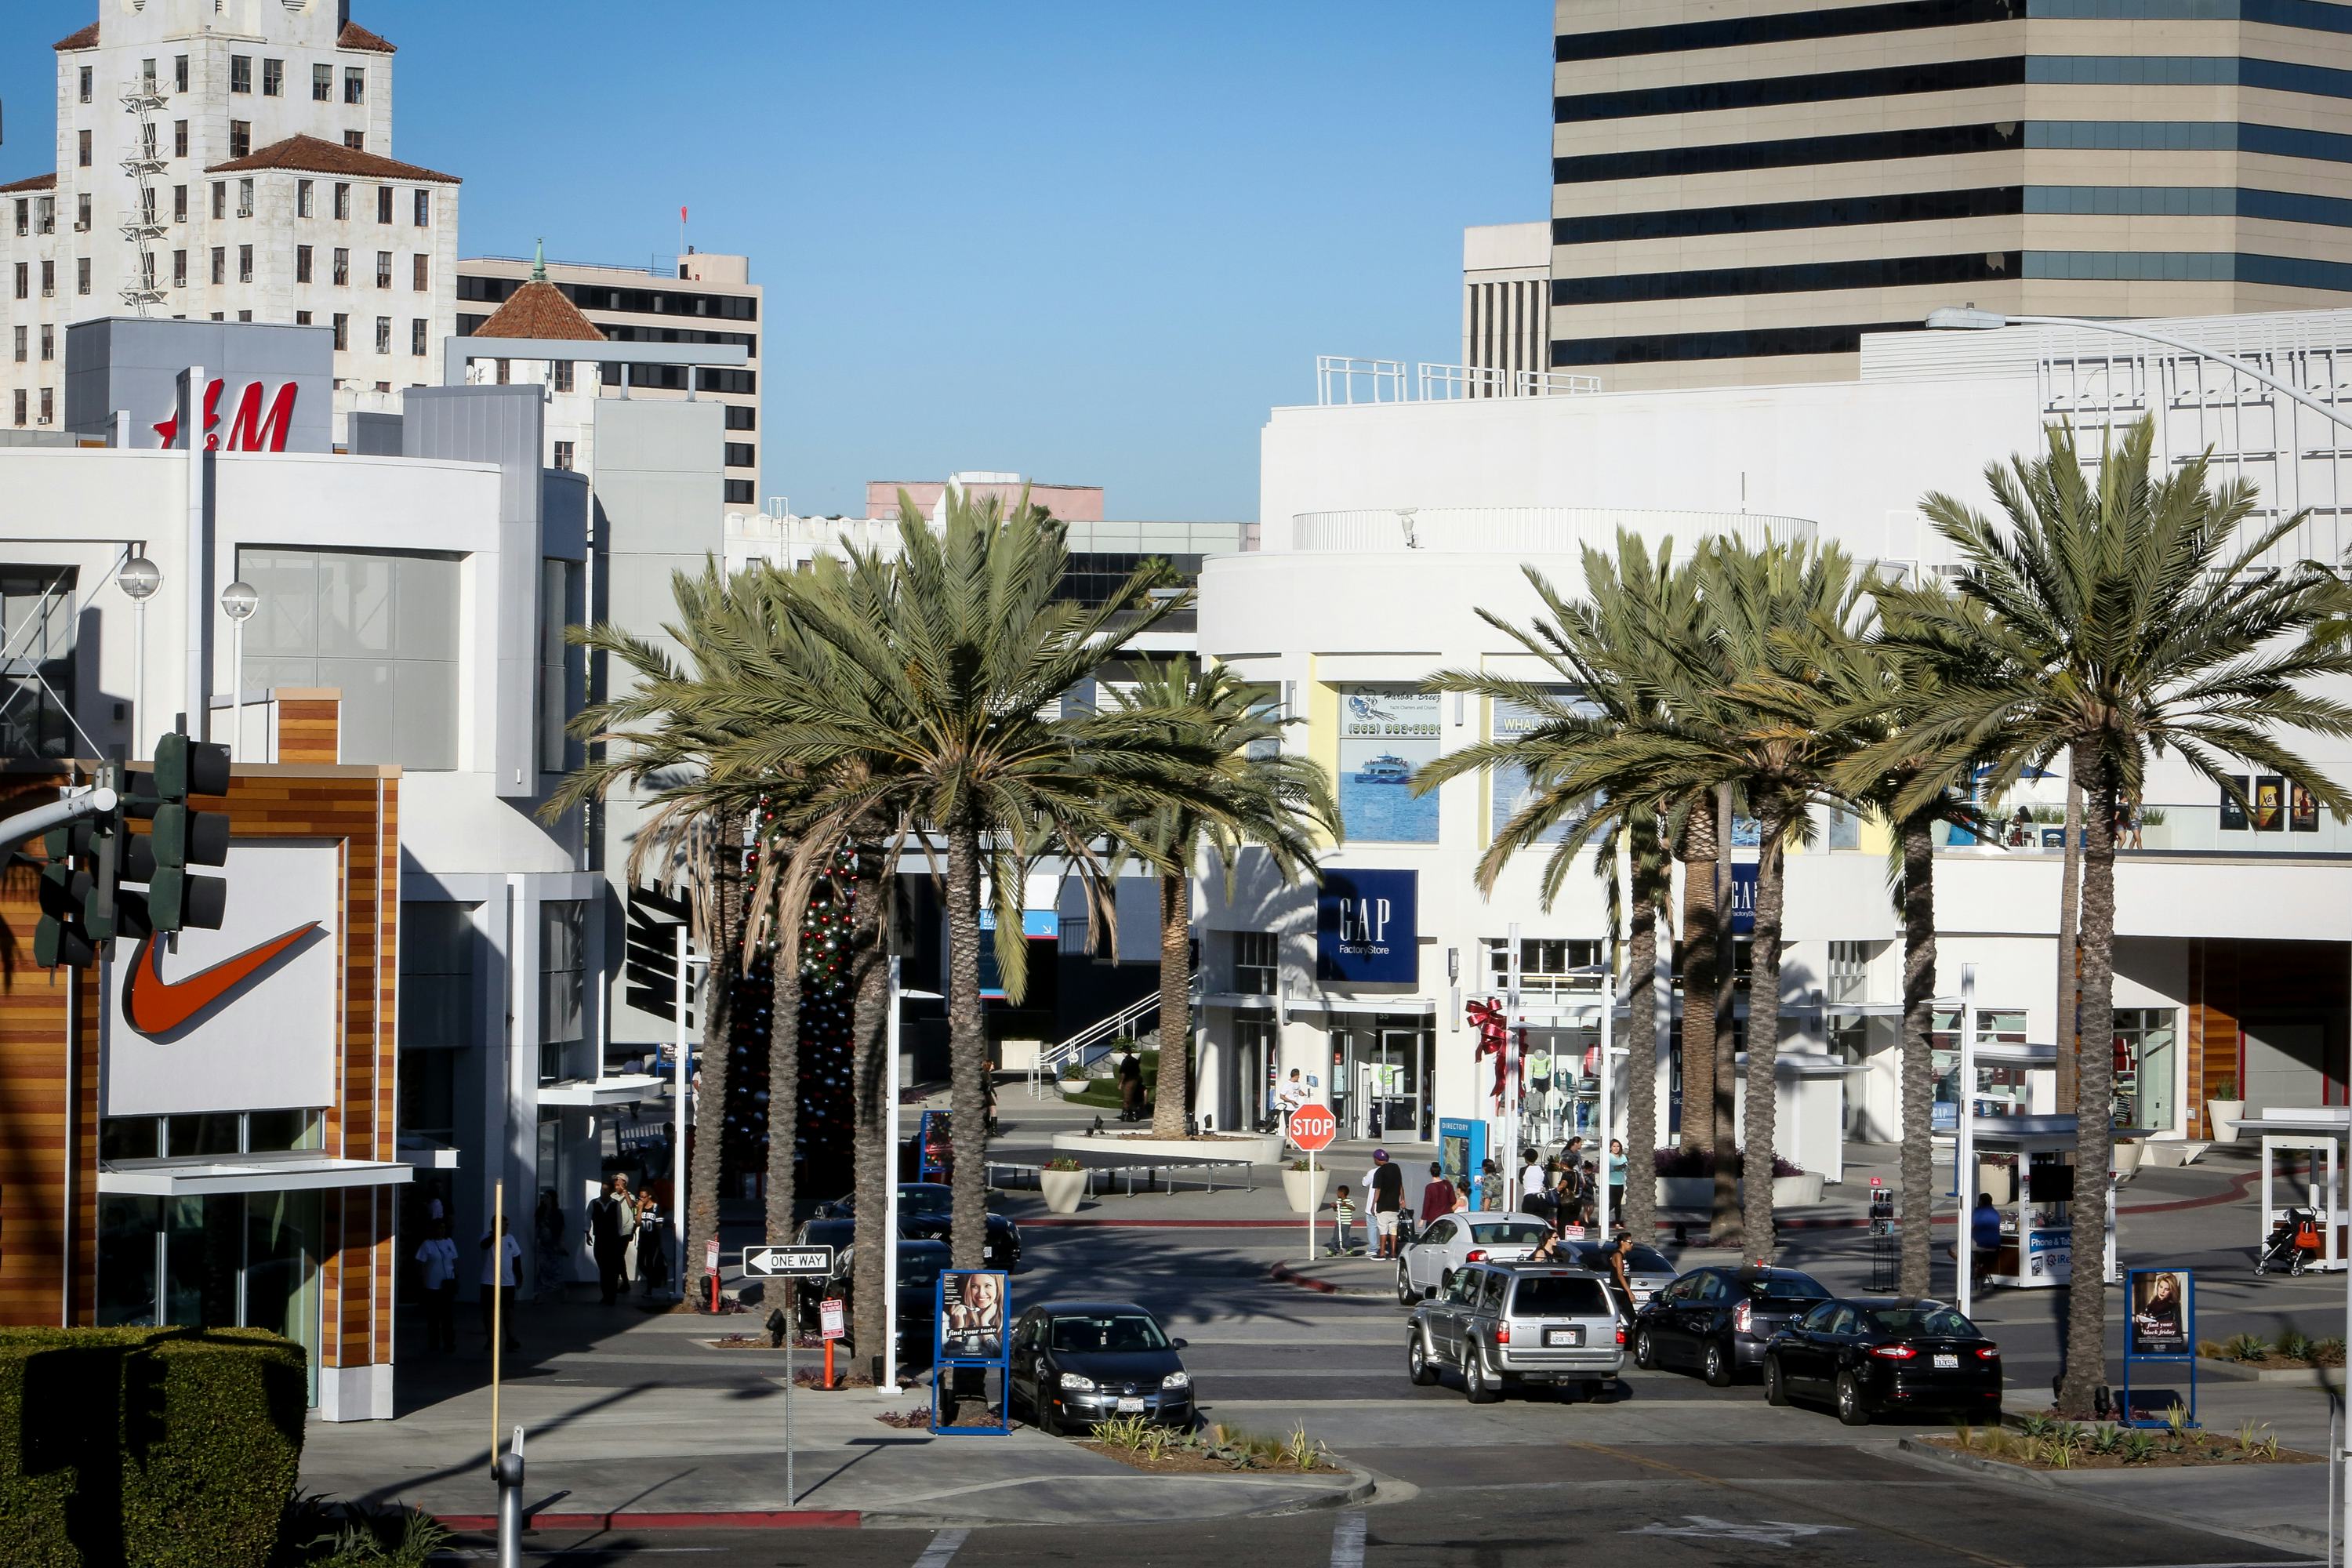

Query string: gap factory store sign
1316 869 1417 984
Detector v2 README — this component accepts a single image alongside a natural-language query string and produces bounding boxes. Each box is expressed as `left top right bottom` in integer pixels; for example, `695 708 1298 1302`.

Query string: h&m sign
1316 868 1417 985
153 379 299 452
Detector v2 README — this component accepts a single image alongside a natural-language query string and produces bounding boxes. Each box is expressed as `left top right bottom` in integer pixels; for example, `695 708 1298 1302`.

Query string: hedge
0 1326 306 1568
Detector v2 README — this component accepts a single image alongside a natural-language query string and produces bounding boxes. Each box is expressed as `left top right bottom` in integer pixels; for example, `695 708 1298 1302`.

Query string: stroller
2256 1206 2326 1276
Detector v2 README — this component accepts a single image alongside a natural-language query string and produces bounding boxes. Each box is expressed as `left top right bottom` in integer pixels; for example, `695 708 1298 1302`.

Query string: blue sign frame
931 1269 1012 1436
2118 1267 2197 1428
1316 869 1417 984
1437 1117 1487 1207
917 1109 949 1182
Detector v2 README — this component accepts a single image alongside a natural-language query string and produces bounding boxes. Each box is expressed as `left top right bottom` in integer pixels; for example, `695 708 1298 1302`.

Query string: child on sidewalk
1330 1185 1356 1256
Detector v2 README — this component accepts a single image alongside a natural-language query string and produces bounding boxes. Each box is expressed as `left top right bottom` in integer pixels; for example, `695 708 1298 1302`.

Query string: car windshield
1513 1276 1610 1315
901 1188 953 1215
1745 1271 1828 1301
1049 1314 1169 1353
1863 1305 1979 1338
1470 1221 1551 1246
897 1254 945 1288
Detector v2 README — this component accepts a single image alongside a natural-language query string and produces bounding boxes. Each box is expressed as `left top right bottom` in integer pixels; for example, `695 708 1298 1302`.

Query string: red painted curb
435 1509 860 1531
1021 1218 1303 1228
1268 1262 1340 1294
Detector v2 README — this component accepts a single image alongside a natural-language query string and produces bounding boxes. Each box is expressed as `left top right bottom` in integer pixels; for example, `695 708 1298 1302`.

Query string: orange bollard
824 1339 834 1388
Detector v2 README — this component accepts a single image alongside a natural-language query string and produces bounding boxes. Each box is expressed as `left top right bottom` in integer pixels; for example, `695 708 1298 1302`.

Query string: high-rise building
457 251 761 506
1462 223 1552 393
1548 0 2352 390
0 3 459 436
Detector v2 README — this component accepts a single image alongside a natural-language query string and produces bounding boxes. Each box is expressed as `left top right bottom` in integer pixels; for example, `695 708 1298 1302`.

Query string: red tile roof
338 21 395 53
54 23 98 50
0 173 58 195
471 281 608 343
205 134 459 184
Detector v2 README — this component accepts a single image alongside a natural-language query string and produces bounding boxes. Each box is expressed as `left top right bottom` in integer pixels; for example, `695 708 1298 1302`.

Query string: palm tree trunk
1897 812 1938 1299
686 818 744 1313
1677 804 1719 1156
763 870 802 1305
942 824 990 1273
1741 806 1787 1261
1619 818 1663 1243
1151 872 1192 1137
1711 786 1740 1247
2059 743 2120 1418
2055 773 2085 1110
848 880 891 1374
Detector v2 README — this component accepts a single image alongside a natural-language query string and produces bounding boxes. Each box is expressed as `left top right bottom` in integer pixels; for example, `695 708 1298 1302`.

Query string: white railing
1030 992 1161 1096
1319 356 1602 406
1289 506 1817 556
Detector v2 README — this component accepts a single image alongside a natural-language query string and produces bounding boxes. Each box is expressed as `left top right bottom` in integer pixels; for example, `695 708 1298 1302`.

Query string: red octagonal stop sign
1287 1102 1337 1152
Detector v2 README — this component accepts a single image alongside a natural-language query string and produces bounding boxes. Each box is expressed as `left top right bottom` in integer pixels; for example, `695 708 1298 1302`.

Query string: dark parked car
1632 1264 1830 1386
1007 1301 1192 1436
823 1184 1022 1272
1764 1298 2002 1425
802 1238 949 1365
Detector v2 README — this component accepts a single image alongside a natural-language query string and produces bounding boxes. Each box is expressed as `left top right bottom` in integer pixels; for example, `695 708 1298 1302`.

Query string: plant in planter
1039 1155 1089 1215
2205 1075 2244 1142
1281 1156 1332 1216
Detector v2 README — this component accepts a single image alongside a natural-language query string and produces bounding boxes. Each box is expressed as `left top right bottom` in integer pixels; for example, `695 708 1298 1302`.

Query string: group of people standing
1323 1135 1629 1258
408 1173 670 1354
586 1174 670 1305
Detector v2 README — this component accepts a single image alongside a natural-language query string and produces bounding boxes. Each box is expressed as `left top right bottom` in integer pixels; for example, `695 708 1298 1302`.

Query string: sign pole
784 1305 795 1506
883 956 902 1399
1306 1146 1316 1265
489 1178 504 1468
1958 964 1977 1321
673 924 689 1303
1505 922 1523 1206
1597 960 1614 1239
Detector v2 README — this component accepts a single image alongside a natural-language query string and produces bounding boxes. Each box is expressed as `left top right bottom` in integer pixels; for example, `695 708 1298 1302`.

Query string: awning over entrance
537 1073 666 1108
98 1152 415 1196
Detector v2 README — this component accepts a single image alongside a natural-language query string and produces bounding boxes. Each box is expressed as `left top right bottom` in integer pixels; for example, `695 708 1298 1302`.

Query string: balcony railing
1940 803 2352 856
1314 355 1602 407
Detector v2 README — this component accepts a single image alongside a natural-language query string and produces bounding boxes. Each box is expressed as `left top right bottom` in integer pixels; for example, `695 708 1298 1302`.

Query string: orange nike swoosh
123 923 321 1036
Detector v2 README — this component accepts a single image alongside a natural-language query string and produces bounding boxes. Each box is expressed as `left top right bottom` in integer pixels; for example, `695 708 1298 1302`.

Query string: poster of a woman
2129 1269 2190 1356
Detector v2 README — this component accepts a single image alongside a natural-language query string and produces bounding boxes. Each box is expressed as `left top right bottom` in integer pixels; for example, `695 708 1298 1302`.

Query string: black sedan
825 1184 1022 1272
1764 1298 2002 1425
1007 1301 1193 1436
1631 1264 1830 1386
802 1239 949 1365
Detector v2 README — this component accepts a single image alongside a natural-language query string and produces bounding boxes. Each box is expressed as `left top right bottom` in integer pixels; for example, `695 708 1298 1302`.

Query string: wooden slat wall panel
274 695 341 765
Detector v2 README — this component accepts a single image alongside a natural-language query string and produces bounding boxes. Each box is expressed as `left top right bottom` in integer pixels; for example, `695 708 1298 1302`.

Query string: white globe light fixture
220 579 259 763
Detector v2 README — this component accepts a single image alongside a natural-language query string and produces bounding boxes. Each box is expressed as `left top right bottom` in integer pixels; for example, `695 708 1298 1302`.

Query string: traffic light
33 819 96 968
148 733 230 933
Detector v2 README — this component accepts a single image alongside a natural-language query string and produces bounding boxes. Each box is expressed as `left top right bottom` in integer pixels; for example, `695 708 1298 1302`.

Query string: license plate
1544 1327 1584 1347
1116 1396 1145 1413
1933 1353 1958 1370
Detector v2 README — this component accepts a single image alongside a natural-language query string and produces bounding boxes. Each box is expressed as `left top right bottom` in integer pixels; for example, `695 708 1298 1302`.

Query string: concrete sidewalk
299 1306 1370 1529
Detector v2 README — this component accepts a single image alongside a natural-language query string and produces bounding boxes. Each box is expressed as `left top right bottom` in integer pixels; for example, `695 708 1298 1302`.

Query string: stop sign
1287 1102 1337 1152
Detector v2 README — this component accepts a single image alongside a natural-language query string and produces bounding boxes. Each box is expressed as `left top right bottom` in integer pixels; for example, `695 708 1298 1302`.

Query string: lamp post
218 579 257 761
115 554 160 760
1932 305 2352 1515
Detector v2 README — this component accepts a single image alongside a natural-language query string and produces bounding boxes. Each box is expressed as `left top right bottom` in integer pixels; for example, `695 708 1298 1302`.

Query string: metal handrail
1030 992 1161 1097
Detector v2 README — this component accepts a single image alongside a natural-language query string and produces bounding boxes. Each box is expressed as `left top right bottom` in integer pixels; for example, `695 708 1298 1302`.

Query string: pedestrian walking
1454 1175 1472 1210
1519 1146 1547 1210
1595 1229 1637 1317
1278 1068 1308 1129
588 1174 635 1306
634 1194 667 1298
532 1189 568 1301
1607 1138 1628 1213
415 1218 459 1352
1420 1161 1456 1227
1367 1149 1405 1260
480 1217 521 1352
1330 1185 1356 1257
1477 1158 1502 1212
1118 1049 1145 1123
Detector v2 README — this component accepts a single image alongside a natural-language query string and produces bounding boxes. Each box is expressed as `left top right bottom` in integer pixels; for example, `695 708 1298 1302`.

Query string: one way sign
743 1245 833 1278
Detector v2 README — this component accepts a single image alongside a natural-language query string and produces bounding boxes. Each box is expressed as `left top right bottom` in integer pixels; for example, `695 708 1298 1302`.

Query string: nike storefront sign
122 924 321 1036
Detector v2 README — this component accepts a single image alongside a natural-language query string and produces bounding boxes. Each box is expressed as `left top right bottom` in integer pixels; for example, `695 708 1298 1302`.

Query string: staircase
1032 992 1161 1094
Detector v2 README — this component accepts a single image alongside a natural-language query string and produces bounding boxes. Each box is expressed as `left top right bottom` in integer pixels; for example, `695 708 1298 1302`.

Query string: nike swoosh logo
123 923 321 1036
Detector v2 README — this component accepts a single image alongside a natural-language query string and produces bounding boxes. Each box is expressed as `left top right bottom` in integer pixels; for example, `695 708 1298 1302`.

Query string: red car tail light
1870 1344 1918 1360
1616 1326 1627 1345
1732 1301 1753 1334
1465 1249 1488 1263
1494 1320 1510 1344
1976 1345 1999 1359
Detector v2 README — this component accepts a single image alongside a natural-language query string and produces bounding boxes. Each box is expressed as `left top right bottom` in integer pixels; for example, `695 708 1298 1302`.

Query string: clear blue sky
2 2 1550 520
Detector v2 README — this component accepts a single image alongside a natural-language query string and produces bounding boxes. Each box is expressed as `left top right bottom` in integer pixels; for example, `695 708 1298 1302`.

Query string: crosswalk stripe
912 1527 968 1568
1330 1511 1368 1568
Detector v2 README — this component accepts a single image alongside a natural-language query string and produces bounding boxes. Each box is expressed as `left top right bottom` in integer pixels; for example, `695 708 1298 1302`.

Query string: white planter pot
2206 1100 2245 1144
1771 1171 1824 1207
2111 1140 2145 1180
1283 1165 1332 1215
1039 1167 1088 1215
1058 1080 1089 1098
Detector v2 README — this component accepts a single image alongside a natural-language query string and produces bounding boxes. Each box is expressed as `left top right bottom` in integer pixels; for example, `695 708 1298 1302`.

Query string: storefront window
539 901 587 1083
100 1189 321 1404
97 1195 162 1326
0 565 77 759
1337 687 1439 843
1232 931 1278 995
1932 1008 2029 1123
1483 937 1600 996
238 546 460 770
2114 1007 2178 1131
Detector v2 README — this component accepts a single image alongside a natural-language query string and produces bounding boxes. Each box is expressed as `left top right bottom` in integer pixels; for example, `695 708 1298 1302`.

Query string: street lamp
116 554 160 760
218 579 257 761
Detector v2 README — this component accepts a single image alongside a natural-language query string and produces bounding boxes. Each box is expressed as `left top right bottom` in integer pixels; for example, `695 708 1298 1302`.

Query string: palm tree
1106 661 1339 1138
708 489 1237 1285
1869 416 2352 1415
1417 533 1703 1243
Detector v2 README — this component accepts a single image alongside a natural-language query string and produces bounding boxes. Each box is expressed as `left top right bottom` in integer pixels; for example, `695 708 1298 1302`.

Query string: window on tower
230 56 251 95
229 121 251 159
313 64 332 102
263 59 283 98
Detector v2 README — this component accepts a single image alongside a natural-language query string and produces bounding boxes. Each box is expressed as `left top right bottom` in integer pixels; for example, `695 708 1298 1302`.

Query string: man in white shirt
1520 1149 1548 1214
1277 1068 1308 1127
480 1216 522 1352
415 1218 459 1352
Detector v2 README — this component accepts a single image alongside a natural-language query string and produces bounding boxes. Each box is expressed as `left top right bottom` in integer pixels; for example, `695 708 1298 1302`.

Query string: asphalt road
431 1191 2332 1567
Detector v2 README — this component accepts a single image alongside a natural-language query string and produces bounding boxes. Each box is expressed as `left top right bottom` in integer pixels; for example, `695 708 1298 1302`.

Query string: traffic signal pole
0 786 117 859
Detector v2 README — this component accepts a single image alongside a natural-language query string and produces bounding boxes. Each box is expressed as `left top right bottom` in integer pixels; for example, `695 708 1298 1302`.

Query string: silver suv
1406 1262 1625 1403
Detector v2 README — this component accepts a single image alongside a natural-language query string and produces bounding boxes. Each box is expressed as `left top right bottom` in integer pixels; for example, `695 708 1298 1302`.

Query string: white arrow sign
743 1245 833 1278
1624 1516 1846 1548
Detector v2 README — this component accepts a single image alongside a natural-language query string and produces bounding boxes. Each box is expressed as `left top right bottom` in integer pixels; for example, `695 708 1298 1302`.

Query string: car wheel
1764 1354 1788 1407
1465 1345 1501 1405
1408 1331 1437 1387
1835 1372 1871 1427
1396 1265 1417 1308
1704 1339 1733 1388
1634 1327 1658 1370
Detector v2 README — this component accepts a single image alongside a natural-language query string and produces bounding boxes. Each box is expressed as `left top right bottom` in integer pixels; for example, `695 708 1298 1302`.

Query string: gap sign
1316 869 1417 984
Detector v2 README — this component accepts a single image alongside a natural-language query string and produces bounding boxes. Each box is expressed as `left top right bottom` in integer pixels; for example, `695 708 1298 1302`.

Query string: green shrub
0 1325 306 1568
